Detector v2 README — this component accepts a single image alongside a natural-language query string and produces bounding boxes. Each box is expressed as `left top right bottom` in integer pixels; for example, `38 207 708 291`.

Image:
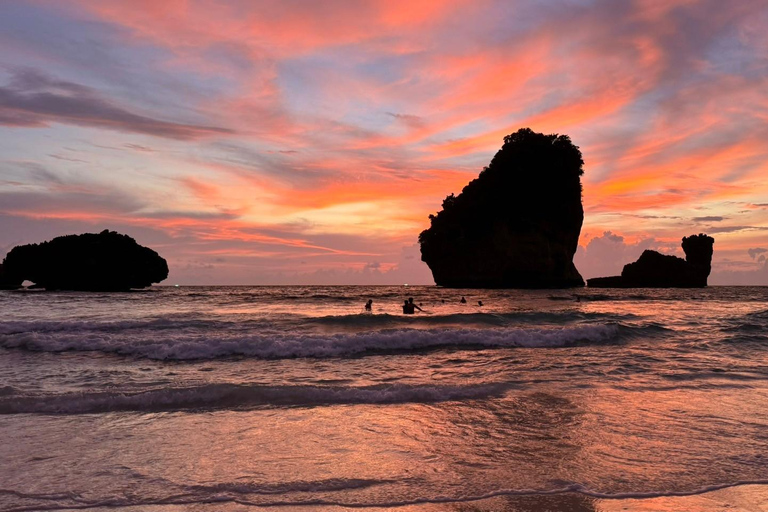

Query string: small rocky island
0 230 169 291
587 234 714 288
419 128 585 288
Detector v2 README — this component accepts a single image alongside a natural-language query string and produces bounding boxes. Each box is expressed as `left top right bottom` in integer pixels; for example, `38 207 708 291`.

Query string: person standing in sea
402 298 423 314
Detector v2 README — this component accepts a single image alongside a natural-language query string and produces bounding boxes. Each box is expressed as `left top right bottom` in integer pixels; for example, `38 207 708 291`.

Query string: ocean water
1 285 767 511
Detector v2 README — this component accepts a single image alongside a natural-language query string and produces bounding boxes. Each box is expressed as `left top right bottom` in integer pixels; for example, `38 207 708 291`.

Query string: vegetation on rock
1 230 168 291
588 234 714 288
419 128 585 288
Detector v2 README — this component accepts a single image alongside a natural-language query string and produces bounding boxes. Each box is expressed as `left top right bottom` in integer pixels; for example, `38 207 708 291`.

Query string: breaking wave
309 310 639 327
0 310 637 334
0 323 624 360
0 382 516 414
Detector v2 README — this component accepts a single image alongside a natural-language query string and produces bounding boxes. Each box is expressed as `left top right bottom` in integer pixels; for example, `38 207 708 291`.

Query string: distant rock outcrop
587 234 714 288
1 230 169 291
419 128 585 288
0 264 22 290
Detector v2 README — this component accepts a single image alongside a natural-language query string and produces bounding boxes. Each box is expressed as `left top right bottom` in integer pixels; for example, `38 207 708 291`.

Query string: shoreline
49 483 768 511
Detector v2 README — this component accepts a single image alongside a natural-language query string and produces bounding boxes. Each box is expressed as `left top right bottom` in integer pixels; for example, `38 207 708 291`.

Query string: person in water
403 297 423 314
364 299 373 311
477 300 483 306
460 296 467 304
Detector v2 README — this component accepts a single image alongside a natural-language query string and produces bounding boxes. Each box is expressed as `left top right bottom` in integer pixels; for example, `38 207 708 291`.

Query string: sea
1 285 768 511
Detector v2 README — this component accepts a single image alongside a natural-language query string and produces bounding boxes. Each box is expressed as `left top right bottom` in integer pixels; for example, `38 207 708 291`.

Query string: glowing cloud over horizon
1 0 767 284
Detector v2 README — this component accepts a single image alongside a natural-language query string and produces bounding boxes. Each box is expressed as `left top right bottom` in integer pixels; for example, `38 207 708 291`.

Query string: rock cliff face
1 230 169 291
0 264 22 290
587 234 714 288
419 128 585 288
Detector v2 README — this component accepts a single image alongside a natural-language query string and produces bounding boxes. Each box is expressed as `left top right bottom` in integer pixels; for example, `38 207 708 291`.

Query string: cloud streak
0 1 767 283
0 69 232 139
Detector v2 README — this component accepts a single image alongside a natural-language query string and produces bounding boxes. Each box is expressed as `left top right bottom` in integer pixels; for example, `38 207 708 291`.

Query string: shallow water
1 286 767 510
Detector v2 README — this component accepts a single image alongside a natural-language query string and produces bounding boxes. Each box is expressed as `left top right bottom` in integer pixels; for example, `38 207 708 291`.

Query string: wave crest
1 324 622 360
0 382 515 414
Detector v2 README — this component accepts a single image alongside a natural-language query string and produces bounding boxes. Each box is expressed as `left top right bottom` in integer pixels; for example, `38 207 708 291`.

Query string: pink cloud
1 0 767 283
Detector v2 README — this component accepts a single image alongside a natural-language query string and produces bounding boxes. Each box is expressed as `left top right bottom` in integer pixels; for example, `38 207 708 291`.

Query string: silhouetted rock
587 234 714 288
1 230 169 291
0 264 23 290
419 128 585 288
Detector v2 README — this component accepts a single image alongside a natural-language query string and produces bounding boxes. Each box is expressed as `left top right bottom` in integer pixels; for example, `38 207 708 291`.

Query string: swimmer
364 299 373 311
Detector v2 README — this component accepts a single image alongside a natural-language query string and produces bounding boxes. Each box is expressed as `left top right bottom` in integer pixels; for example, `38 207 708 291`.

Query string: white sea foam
0 323 621 360
0 310 635 334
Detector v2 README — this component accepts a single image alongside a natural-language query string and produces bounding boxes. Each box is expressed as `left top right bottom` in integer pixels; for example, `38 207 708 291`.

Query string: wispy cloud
0 1 767 283
0 68 232 139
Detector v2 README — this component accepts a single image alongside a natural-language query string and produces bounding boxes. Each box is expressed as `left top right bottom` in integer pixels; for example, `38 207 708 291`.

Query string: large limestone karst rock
587 234 714 288
419 128 585 288
1 230 169 291
0 264 23 290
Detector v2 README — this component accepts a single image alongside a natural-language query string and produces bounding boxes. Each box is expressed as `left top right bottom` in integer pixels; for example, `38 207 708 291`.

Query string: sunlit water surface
1 286 767 511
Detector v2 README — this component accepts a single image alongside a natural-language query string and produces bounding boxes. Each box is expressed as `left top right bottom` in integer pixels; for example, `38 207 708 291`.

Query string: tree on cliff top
420 128 583 245
2 230 168 291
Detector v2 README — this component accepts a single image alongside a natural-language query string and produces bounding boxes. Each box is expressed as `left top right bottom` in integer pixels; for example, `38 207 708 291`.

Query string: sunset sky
1 0 767 284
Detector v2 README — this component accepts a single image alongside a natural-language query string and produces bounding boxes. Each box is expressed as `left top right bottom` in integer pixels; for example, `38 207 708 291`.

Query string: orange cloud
4 0 768 282
181 177 220 201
